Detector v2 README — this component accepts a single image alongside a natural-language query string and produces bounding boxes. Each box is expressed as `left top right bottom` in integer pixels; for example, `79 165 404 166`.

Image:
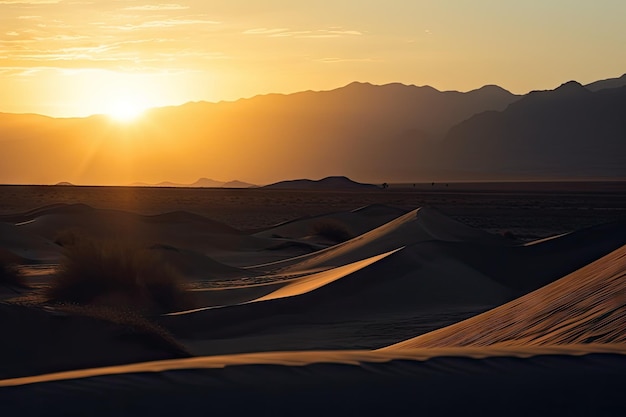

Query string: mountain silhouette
131 178 256 188
0 76 625 184
264 176 378 190
584 73 626 92
438 82 626 178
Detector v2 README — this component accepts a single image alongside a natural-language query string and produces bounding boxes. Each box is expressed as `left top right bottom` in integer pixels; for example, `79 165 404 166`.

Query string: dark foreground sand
1 183 625 415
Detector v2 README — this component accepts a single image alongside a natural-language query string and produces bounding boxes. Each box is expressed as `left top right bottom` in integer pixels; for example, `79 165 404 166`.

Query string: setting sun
105 96 149 122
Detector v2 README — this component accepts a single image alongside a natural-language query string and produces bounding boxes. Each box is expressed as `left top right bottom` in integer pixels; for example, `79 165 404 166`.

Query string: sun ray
105 95 149 122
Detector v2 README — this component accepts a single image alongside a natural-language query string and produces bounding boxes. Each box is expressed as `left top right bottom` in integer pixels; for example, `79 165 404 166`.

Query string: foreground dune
3 243 625 415
1 198 626 415
388 244 626 349
1 345 624 416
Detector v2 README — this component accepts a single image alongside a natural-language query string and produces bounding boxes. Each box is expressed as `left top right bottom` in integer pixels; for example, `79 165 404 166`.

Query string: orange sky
1 1 625 117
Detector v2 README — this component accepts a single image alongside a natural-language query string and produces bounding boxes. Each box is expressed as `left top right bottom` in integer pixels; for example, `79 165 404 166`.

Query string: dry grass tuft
47 238 189 314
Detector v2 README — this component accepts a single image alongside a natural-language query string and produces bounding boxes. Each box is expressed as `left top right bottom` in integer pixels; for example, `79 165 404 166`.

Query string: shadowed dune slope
1 346 625 416
387 244 626 350
12 204 285 257
0 303 189 380
148 244 248 279
0 222 61 262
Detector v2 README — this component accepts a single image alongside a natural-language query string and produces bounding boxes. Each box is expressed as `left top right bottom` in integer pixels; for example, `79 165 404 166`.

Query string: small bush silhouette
0 258 27 288
311 220 353 243
47 239 188 314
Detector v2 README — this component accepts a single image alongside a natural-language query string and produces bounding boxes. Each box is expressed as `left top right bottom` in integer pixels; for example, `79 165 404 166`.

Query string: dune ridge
2 343 625 388
388 244 626 349
257 207 507 273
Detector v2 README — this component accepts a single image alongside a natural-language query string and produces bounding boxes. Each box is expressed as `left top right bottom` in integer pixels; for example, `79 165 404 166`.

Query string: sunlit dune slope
387 244 626 349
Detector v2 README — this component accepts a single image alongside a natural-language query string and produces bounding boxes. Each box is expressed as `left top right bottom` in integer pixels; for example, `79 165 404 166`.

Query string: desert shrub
0 258 27 288
311 220 353 243
47 239 189 314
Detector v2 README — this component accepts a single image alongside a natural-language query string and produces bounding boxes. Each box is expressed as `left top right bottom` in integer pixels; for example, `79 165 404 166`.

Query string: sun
105 95 149 122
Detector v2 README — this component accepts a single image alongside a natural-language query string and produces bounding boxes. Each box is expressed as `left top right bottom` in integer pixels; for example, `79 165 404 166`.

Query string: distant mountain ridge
132 178 256 188
438 81 626 178
584 73 626 92
1 73 625 184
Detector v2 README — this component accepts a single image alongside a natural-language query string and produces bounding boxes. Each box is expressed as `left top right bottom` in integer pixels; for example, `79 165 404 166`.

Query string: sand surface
1 183 625 415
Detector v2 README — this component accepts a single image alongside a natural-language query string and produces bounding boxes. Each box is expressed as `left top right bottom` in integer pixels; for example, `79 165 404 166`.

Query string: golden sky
1 0 625 117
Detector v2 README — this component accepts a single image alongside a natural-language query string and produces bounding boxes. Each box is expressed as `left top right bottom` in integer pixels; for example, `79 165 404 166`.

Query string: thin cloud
326 30 362 35
244 27 362 38
123 4 189 11
0 1 61 4
105 19 221 30
314 57 374 63
243 28 288 35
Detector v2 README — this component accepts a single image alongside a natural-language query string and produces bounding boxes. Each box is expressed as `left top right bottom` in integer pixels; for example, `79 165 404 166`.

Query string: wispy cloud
243 28 288 35
244 27 363 38
314 57 374 63
104 18 220 30
123 4 189 11
0 1 61 4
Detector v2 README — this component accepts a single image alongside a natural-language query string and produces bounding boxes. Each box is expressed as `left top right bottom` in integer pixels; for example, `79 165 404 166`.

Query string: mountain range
132 178 256 188
1 73 625 185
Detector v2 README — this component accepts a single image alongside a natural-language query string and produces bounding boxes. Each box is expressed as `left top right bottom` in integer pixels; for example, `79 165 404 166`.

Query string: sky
1 0 625 117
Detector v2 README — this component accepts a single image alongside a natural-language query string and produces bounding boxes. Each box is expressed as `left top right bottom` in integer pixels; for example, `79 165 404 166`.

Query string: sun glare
105 96 149 122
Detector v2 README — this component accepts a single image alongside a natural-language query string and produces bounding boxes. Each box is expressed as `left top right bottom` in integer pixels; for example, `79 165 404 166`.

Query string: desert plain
1 181 625 416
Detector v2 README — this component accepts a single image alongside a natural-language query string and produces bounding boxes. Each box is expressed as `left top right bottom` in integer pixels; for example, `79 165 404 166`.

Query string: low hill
264 176 379 190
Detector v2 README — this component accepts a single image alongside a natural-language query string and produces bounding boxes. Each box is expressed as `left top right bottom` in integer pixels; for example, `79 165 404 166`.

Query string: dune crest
387 245 626 349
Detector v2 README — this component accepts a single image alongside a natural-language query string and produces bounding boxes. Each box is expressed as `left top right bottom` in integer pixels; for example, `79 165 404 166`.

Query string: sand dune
9 203 301 269
0 222 61 262
17 204 242 244
2 195 626 415
388 244 626 349
0 303 189 380
1 345 625 416
257 207 508 273
252 203 407 241
149 244 248 280
160 220 626 350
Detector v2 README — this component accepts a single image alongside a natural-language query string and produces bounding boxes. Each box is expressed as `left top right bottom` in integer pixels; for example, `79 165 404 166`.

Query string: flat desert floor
1 182 625 416
2 181 626 237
